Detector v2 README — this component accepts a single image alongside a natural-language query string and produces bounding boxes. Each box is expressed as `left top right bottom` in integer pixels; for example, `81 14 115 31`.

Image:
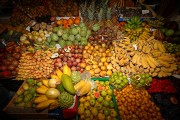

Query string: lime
140 79 145 84
123 75 127 79
119 76 123 80
140 74 146 79
145 73 150 78
118 72 123 77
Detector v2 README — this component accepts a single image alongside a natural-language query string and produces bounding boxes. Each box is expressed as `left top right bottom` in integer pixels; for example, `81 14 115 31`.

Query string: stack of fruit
45 22 91 48
77 80 118 120
114 85 164 120
130 73 152 89
16 50 54 80
162 41 180 53
55 45 86 72
109 72 129 90
0 42 26 78
13 79 39 108
82 43 113 77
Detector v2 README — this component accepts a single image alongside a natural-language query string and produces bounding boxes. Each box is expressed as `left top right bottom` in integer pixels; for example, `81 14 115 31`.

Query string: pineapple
105 7 113 27
97 8 104 26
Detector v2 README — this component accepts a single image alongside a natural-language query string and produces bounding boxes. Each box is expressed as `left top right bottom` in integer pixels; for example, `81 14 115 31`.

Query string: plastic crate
76 78 121 120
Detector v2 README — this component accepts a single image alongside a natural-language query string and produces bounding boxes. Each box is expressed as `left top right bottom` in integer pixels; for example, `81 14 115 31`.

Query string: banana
147 36 155 41
157 60 170 68
154 68 161 73
158 71 169 77
136 53 142 66
161 67 174 73
142 46 151 54
141 54 150 68
132 53 138 64
157 41 166 52
151 72 158 77
158 54 174 62
146 54 158 68
144 69 149 73
170 64 177 70
153 42 158 50
152 50 162 57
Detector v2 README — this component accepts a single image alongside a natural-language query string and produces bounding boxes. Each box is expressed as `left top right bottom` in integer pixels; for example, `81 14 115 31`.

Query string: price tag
142 10 149 14
26 26 31 31
45 34 50 37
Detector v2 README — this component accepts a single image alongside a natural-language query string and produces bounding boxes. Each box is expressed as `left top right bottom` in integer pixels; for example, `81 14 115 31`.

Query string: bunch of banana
124 16 142 29
111 37 134 72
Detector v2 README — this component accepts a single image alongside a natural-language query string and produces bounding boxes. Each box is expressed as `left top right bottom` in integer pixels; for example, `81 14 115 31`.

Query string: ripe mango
61 74 75 95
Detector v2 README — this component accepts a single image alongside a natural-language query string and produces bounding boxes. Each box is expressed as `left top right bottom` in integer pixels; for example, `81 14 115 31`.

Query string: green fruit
97 96 103 103
105 95 111 101
107 89 113 95
50 33 59 41
84 110 91 117
68 34 75 41
101 90 107 97
110 109 117 117
104 108 110 116
103 100 109 107
57 29 63 36
62 33 68 40
96 103 102 110
56 84 65 92
58 92 74 109
105 81 109 85
53 27 59 33
29 86 36 94
109 102 114 108
115 79 121 84
23 93 33 103
100 81 105 86
89 98 96 106
71 28 79 35
84 102 90 109
61 74 76 94
91 107 98 117
78 106 85 115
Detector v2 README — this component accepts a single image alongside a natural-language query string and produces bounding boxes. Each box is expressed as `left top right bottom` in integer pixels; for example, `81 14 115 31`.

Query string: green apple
91 107 98 117
89 98 96 106
103 100 109 107
100 81 105 86
105 81 109 85
84 110 91 117
105 95 111 101
104 108 110 116
107 89 113 95
84 102 90 109
97 96 103 103
101 90 107 97
110 78 115 83
110 109 117 118
96 103 102 111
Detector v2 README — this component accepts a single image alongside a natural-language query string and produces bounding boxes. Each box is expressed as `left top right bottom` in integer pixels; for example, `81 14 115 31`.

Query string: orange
100 57 106 63
100 66 106 71
63 19 68 24
85 65 91 71
68 17 74 25
74 17 80 25
57 20 63 25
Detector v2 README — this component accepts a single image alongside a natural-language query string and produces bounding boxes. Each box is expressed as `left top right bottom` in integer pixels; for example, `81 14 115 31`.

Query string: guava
78 106 85 115
89 98 96 106
84 110 91 117
103 100 109 107
97 96 103 103
101 90 107 97
105 95 111 101
98 86 103 91
104 108 110 116
94 92 100 98
91 107 98 117
107 89 113 95
96 103 102 110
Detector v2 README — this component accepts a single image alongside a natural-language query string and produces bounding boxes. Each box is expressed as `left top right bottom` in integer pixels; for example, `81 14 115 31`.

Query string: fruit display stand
76 78 121 120
3 80 63 119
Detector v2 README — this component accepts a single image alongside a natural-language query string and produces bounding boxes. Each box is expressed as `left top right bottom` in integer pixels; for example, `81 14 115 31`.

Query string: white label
142 10 149 14
133 44 138 50
45 34 50 37
56 44 61 49
26 26 31 31
51 53 59 58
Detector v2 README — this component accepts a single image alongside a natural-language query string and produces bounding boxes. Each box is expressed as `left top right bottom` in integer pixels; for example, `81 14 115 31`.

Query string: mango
63 65 71 76
61 74 76 94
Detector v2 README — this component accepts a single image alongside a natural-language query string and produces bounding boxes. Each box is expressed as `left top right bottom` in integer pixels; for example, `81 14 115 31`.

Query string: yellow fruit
36 85 48 94
35 99 57 110
89 70 95 76
34 95 49 104
106 70 112 76
85 65 91 71
56 69 63 79
101 57 107 63
63 65 71 76
42 79 49 87
74 80 86 91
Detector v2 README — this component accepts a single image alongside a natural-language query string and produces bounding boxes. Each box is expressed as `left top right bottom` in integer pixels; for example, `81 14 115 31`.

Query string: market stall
0 0 180 120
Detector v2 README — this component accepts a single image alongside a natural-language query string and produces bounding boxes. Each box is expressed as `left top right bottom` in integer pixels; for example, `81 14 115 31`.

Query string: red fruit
98 86 103 91
94 92 100 98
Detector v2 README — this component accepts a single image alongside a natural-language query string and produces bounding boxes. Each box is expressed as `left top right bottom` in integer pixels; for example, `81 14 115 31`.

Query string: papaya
36 85 48 94
61 74 76 95
34 95 49 104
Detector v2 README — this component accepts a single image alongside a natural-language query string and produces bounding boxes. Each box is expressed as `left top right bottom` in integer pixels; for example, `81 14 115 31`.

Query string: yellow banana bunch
74 80 92 96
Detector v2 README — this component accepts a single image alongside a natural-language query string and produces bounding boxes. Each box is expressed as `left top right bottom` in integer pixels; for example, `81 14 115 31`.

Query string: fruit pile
55 45 86 72
130 73 152 89
148 78 176 93
46 22 91 48
16 50 54 80
13 79 38 108
114 85 164 120
0 42 26 78
162 41 180 53
20 29 51 46
83 43 113 77
78 80 118 120
109 72 129 90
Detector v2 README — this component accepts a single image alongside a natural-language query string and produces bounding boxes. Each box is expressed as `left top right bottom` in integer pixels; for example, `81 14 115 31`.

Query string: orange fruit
89 70 95 76
57 20 63 25
100 57 106 63
74 18 80 25
100 66 106 71
68 17 74 25
106 70 112 76
85 65 91 71
63 19 68 24
92 64 98 69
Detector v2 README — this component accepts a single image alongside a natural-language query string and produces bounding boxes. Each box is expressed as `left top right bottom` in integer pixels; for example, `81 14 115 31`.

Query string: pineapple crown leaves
106 7 112 20
87 9 95 21
97 8 104 21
